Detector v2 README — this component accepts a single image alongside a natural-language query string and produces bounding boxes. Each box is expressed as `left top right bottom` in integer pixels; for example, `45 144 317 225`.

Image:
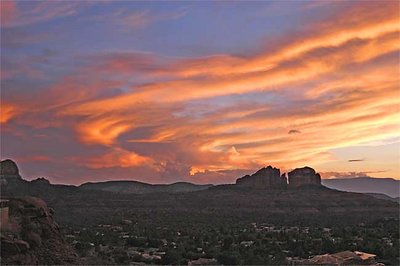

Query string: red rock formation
0 159 21 179
288 166 321 187
236 166 287 189
0 197 78 265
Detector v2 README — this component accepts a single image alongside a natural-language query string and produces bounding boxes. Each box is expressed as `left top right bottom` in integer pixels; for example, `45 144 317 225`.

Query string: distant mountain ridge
364 193 400 204
1 159 399 199
79 180 213 194
322 176 400 198
1 159 399 228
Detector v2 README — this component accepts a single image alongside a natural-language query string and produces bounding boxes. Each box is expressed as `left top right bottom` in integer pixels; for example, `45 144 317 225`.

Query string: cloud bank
1 1 399 184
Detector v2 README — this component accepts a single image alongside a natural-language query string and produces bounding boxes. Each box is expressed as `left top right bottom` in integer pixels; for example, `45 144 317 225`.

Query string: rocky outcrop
235 166 322 189
0 159 21 179
288 166 321 187
0 197 78 265
236 166 287 189
30 177 51 185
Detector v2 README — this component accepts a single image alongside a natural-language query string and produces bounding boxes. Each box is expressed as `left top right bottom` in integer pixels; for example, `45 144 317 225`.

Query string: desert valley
1 159 399 265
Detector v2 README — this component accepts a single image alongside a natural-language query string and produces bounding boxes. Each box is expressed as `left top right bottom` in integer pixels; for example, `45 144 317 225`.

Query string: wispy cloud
321 170 388 179
1 0 91 28
87 7 189 30
0 103 20 124
348 159 364 162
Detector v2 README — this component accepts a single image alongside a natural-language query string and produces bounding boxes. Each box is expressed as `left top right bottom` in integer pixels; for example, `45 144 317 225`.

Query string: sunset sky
1 0 399 184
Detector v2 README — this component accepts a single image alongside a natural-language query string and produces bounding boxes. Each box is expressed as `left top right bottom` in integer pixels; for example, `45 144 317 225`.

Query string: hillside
365 193 400 203
322 177 400 198
80 180 213 194
2 160 399 265
2 178 398 227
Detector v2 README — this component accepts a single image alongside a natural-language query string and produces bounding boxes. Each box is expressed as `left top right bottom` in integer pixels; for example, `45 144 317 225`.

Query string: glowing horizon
1 1 399 185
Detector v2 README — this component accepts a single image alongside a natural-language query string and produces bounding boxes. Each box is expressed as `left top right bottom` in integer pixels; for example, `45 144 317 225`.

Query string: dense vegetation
63 217 399 265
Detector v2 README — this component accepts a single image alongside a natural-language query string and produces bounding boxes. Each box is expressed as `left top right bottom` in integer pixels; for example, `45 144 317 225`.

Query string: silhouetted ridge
322 177 400 198
80 180 213 194
235 165 322 189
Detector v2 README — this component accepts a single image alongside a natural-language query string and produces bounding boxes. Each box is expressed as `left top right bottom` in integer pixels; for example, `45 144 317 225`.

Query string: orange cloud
76 116 134 146
73 148 153 169
62 49 398 175
16 155 51 163
0 103 20 124
60 28 399 118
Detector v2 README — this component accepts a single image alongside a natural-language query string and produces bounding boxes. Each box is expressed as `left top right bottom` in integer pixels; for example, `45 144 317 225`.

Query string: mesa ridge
235 165 321 189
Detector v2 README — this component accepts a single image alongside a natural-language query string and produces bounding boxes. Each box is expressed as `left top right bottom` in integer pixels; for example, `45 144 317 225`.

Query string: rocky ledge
0 197 78 265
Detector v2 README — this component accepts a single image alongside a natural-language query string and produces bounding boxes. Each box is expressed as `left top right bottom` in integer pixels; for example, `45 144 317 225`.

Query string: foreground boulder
0 197 78 265
236 166 287 189
288 166 321 187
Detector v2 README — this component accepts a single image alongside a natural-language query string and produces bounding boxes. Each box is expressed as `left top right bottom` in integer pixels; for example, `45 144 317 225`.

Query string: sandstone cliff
288 166 321 187
236 166 287 189
0 197 78 265
235 165 322 188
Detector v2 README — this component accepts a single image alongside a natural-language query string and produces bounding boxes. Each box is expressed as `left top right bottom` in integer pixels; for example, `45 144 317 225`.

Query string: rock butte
0 159 21 179
236 166 287 189
288 166 321 187
0 159 22 187
236 165 321 189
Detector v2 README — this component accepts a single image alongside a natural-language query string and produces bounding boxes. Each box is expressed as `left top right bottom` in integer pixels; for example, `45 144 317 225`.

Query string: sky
1 0 399 185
